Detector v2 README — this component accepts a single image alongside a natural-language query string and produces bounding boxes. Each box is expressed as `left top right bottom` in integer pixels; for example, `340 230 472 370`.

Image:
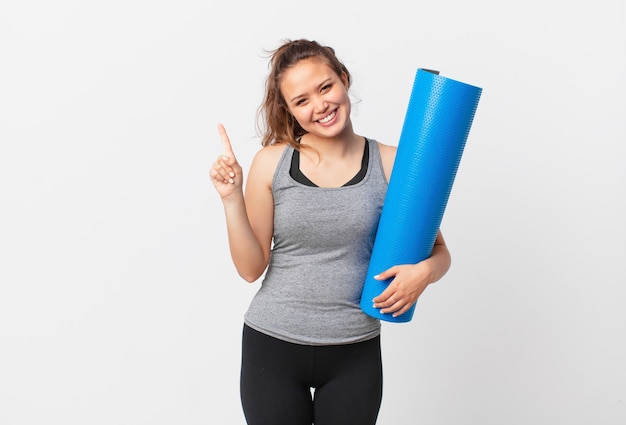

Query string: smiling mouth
318 110 336 124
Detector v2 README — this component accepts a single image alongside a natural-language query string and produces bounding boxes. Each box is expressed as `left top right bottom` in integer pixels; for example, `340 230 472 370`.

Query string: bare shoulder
252 143 288 170
376 141 397 161
376 141 397 181
255 142 288 161
247 143 289 185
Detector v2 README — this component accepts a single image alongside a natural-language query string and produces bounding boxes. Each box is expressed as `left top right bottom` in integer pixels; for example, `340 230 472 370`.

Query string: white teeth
318 110 336 124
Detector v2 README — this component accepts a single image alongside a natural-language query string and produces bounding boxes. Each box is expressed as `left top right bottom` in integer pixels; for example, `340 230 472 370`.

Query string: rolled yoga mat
360 68 482 323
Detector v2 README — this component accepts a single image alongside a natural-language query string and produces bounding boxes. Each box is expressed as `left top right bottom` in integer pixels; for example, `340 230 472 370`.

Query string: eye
295 98 307 106
321 84 332 93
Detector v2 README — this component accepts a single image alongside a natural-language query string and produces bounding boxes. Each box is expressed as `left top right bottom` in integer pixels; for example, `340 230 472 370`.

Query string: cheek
290 107 310 124
339 89 350 103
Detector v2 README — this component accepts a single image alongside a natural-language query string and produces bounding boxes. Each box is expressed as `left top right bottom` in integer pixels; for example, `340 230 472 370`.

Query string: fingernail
229 178 234 184
229 172 235 177
373 274 380 279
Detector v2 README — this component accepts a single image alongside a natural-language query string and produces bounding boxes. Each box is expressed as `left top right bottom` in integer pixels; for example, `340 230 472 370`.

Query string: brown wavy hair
256 39 351 148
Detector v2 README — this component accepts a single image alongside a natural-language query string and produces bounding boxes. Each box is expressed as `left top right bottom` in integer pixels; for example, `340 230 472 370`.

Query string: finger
211 168 227 184
210 165 226 184
372 272 398 304
378 296 404 315
390 302 412 318
372 284 397 306
373 265 399 282
211 162 234 184
376 288 412 313
217 123 235 158
217 155 236 182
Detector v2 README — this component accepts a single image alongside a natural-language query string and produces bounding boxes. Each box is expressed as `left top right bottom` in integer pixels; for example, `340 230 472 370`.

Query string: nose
312 96 328 113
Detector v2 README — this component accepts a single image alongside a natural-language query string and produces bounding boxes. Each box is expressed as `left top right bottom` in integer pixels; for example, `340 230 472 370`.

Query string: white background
1 1 624 424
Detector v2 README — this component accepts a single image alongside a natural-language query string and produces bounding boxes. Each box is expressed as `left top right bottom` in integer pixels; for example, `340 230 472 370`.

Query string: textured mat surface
360 69 482 322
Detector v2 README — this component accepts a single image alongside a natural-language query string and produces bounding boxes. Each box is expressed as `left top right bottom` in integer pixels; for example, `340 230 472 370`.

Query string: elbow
240 272 261 283
233 255 269 283
237 265 267 283
429 244 451 283
443 248 452 276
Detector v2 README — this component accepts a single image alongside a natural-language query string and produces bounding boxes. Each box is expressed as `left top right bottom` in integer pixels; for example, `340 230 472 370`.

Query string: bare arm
210 124 279 282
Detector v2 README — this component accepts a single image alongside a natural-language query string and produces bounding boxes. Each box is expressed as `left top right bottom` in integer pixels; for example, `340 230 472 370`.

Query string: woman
210 39 451 425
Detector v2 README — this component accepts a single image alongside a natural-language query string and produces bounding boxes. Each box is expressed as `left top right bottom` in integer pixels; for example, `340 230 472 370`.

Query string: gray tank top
244 138 388 345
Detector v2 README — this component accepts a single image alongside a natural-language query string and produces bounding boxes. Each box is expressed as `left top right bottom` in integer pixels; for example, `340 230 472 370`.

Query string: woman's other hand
371 262 433 317
372 231 451 317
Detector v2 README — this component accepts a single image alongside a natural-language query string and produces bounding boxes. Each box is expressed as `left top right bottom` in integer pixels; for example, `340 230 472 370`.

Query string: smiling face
279 58 352 141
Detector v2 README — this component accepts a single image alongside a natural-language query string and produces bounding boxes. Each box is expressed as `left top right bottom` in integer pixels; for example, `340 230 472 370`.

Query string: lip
316 108 338 126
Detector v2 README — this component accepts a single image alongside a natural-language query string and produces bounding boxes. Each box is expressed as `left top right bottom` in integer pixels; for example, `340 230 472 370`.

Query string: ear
340 71 349 89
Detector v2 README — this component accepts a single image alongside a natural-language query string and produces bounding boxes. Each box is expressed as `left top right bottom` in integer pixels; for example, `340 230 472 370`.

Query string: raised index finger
217 123 235 158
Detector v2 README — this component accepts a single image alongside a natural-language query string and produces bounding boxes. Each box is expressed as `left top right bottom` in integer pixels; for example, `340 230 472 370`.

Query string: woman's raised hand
210 123 243 200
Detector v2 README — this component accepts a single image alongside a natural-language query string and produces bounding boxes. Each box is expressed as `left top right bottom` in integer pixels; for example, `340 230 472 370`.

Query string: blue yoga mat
360 68 482 323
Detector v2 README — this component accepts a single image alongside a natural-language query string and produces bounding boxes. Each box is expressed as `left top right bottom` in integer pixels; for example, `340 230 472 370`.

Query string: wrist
221 190 245 208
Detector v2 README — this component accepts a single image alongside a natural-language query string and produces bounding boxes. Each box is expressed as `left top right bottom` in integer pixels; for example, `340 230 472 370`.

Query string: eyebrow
289 78 333 103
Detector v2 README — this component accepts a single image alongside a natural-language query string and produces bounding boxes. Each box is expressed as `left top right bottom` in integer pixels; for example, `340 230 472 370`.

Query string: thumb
217 123 236 159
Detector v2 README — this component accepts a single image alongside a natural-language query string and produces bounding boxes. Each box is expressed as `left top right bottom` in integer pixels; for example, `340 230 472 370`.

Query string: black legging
240 324 383 425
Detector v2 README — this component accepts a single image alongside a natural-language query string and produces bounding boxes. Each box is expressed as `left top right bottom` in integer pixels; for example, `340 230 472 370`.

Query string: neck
300 134 365 168
299 123 362 159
